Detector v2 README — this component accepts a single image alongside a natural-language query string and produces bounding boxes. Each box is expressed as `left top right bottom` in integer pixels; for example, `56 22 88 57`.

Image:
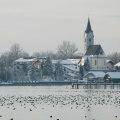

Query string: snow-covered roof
61 60 74 65
106 72 120 79
52 60 75 65
114 62 120 67
67 59 80 64
66 73 76 77
63 65 79 72
106 60 114 64
14 58 37 63
52 60 59 64
84 71 105 78
107 60 110 63
37 57 46 61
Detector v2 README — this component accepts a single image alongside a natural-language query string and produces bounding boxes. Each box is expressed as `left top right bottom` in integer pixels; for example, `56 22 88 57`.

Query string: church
81 18 107 71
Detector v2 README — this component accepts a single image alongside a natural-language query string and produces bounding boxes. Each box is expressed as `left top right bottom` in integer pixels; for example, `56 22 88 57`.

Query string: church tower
84 18 94 55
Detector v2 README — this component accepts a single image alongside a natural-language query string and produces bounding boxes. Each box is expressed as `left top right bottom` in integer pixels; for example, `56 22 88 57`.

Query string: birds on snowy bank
0 90 120 120
0 91 120 110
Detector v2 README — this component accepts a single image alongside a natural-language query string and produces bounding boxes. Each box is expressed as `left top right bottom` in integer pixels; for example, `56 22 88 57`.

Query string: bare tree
42 56 54 79
9 43 29 63
0 43 29 81
10 43 22 59
57 41 78 59
32 52 42 58
20 51 29 58
32 50 58 59
107 52 120 64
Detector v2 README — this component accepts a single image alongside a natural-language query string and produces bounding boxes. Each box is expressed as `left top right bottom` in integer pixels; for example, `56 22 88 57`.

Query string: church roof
85 18 93 33
85 45 105 55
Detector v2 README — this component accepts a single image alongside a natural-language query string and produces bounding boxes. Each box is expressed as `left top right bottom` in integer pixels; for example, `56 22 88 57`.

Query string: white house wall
82 55 107 70
90 56 107 70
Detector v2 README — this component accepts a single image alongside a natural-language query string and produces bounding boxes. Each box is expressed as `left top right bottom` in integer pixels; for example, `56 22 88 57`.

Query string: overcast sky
0 0 120 55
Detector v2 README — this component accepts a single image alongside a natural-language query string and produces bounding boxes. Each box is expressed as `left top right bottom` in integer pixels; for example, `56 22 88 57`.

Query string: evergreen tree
17 66 25 82
79 65 84 79
54 61 64 81
36 67 42 81
84 57 90 71
22 63 28 76
12 65 19 82
43 57 53 78
31 64 37 81
27 63 37 81
41 60 44 77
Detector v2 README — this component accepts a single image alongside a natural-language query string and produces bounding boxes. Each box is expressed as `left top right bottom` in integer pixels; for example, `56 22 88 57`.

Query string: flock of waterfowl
0 89 120 120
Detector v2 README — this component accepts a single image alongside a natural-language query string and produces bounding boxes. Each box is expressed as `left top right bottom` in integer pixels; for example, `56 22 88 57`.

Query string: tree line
10 56 64 82
0 40 119 82
0 41 78 81
107 52 120 64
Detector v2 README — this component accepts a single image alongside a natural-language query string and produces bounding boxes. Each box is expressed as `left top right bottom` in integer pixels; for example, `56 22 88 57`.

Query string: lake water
0 85 120 120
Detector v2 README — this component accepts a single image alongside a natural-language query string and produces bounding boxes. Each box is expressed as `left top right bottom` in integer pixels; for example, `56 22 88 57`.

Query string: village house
114 62 120 71
14 57 42 69
104 72 120 83
106 60 114 70
83 71 105 82
52 59 79 80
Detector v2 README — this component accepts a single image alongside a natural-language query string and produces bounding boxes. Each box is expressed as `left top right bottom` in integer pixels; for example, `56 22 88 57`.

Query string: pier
72 82 120 89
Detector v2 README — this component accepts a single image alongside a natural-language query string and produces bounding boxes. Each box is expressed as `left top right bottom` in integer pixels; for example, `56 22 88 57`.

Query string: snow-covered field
0 86 120 120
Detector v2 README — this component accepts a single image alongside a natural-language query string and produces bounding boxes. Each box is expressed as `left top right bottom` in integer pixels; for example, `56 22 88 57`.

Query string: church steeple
85 18 93 34
84 18 94 55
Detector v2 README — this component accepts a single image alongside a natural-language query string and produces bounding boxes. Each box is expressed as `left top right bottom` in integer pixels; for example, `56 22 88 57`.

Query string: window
95 60 97 65
89 38 91 42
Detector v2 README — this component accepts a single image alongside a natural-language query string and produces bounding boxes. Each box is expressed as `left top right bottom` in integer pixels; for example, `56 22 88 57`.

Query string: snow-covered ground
0 86 120 120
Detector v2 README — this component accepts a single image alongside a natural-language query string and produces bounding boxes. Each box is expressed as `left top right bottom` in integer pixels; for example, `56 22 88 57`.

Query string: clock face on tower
89 38 91 42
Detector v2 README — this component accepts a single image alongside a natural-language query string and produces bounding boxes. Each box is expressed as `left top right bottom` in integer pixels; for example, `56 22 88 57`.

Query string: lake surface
0 86 120 120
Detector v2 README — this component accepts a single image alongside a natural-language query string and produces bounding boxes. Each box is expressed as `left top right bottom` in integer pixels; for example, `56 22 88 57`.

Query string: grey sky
0 0 120 55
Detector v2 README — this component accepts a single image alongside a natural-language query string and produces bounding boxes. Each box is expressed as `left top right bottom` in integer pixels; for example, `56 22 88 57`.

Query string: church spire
85 18 93 33
84 18 94 55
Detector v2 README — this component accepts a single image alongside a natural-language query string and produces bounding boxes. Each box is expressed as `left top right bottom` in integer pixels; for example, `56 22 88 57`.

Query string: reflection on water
0 86 120 120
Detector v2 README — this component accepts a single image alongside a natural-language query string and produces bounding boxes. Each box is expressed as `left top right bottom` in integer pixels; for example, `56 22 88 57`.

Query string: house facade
106 60 114 70
14 57 42 69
